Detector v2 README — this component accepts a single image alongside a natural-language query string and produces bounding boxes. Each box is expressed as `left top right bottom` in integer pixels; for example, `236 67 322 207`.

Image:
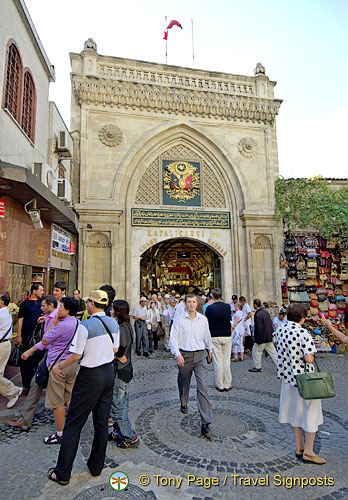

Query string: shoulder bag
35 320 79 388
231 318 243 346
7 344 22 367
0 325 11 342
93 315 115 343
296 359 335 400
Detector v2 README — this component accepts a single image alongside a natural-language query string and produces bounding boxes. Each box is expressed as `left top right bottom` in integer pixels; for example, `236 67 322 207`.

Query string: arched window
22 71 36 141
3 43 22 121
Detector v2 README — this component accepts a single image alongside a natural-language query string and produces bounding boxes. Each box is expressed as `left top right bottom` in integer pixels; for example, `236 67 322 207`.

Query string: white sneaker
7 387 23 409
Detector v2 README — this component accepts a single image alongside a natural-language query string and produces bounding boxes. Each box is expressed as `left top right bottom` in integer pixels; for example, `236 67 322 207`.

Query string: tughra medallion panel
135 144 226 208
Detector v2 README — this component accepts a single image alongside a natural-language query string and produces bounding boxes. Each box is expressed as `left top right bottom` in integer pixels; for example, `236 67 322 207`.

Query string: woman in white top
273 303 325 465
146 301 161 353
231 303 245 362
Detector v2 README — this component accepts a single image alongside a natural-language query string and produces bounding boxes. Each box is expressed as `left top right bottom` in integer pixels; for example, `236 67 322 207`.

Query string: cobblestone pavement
0 348 347 500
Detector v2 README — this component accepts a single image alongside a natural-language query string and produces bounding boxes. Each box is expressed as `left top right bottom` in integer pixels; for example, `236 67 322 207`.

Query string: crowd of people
0 282 346 484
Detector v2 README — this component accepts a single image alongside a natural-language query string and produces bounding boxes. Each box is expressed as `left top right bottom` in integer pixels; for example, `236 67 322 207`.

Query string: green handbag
296 359 336 400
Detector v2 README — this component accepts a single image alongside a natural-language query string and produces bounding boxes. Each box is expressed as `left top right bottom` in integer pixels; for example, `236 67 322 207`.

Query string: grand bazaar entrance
140 239 222 295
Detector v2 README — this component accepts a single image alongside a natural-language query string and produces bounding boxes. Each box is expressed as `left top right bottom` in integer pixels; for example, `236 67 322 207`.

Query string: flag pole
165 16 168 64
191 18 195 67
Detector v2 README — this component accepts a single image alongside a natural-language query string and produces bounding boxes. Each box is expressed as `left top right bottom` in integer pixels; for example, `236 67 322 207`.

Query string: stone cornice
71 74 282 124
97 62 257 96
75 206 123 218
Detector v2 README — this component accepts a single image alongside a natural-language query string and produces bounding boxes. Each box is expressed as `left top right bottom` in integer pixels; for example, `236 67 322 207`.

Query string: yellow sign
36 247 45 264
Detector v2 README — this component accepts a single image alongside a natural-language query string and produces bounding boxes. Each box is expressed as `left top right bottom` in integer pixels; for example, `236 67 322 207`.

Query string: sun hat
88 290 108 305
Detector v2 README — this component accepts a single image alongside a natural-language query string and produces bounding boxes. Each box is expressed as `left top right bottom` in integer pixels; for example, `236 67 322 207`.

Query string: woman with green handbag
273 303 325 465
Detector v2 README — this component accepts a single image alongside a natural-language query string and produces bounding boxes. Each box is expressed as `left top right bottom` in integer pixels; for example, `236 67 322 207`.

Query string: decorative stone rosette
98 124 122 147
238 137 257 158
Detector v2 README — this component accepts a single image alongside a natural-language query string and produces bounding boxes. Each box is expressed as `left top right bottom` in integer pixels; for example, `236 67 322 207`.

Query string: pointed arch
114 122 247 213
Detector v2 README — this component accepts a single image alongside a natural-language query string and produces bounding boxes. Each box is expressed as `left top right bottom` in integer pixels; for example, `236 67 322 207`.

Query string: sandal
295 450 304 459
44 432 62 444
47 468 69 486
302 453 326 465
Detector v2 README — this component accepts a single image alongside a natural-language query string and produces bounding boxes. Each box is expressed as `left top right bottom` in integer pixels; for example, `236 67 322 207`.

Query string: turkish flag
166 20 183 30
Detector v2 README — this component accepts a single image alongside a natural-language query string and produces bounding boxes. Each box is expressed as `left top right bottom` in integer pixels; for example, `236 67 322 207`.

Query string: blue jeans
110 375 136 441
134 320 148 354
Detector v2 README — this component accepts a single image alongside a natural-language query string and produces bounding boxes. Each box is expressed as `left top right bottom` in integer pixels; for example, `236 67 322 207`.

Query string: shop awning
0 161 78 234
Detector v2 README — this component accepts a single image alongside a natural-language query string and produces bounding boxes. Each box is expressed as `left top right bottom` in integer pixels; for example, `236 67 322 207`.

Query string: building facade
0 0 77 302
71 39 282 306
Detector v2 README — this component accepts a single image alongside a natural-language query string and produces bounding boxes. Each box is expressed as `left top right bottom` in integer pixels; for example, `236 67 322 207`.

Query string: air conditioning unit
33 163 58 195
56 130 69 151
57 179 72 202
43 165 58 195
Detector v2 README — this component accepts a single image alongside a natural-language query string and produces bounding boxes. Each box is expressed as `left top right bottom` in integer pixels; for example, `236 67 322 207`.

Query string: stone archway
139 238 223 296
120 124 245 306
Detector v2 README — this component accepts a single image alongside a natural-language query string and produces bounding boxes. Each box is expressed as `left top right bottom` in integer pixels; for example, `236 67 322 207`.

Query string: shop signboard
0 199 5 218
52 224 70 254
69 241 76 254
50 224 71 271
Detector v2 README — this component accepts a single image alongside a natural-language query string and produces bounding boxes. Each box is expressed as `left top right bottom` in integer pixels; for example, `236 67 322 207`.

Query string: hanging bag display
303 236 319 248
306 268 317 277
296 256 306 271
296 359 336 400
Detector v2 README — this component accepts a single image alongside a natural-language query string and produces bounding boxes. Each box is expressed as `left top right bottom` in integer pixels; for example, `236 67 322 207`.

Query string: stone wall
71 40 282 307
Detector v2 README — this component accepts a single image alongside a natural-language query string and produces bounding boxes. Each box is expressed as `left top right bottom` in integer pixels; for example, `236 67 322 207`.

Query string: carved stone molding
98 124 122 147
238 137 258 158
98 63 256 96
72 75 281 124
87 231 111 248
253 235 272 249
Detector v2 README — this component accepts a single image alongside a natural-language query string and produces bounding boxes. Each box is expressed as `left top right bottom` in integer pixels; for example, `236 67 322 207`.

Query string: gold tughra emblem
163 161 200 202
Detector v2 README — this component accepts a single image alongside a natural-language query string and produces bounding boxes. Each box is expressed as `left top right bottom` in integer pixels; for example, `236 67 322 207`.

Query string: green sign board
131 209 231 229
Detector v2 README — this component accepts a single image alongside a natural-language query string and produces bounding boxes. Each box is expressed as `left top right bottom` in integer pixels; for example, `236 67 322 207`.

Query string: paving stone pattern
0 350 347 500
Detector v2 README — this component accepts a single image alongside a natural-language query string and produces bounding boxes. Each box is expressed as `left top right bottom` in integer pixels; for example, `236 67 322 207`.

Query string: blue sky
25 0 348 178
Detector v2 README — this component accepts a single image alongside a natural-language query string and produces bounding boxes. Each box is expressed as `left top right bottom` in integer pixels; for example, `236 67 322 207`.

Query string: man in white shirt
47 290 119 486
169 293 213 437
132 297 149 356
239 296 253 353
0 294 23 408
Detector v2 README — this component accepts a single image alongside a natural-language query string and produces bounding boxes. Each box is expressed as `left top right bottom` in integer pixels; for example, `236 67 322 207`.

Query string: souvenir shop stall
281 233 348 353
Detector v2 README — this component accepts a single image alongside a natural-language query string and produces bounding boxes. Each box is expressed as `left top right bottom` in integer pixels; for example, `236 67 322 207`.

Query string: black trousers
54 361 115 481
244 326 254 351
